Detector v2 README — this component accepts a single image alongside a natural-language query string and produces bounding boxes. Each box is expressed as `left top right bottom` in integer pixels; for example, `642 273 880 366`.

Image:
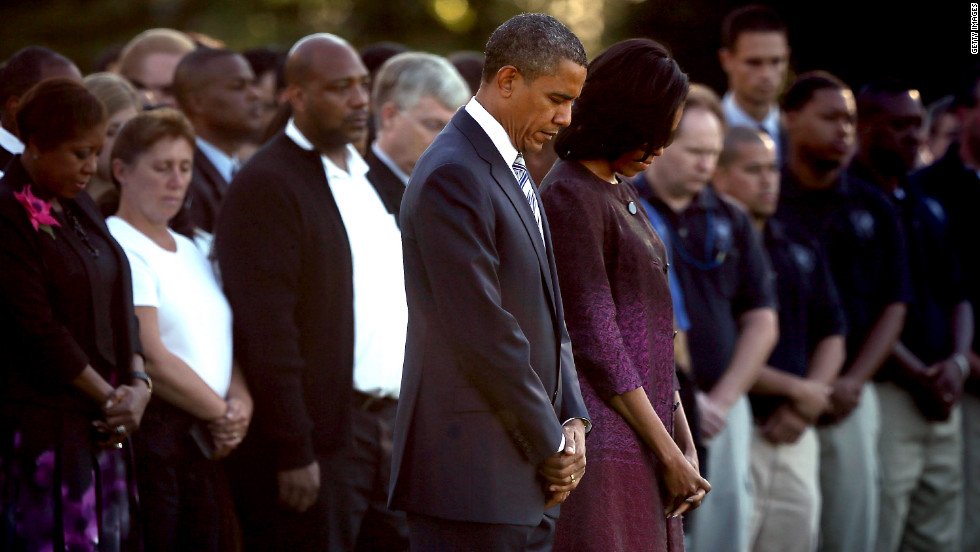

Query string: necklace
62 204 100 258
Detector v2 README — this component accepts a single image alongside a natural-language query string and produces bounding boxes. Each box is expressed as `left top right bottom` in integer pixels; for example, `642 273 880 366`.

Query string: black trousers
230 397 408 552
132 400 226 552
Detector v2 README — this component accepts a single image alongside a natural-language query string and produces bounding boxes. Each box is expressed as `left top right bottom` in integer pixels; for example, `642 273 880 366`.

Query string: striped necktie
512 153 544 242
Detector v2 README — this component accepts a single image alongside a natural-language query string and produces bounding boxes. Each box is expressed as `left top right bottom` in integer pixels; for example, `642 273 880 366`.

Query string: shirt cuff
556 417 593 452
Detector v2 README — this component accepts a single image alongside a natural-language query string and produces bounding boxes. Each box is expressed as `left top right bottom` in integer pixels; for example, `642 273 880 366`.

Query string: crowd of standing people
0 4 976 552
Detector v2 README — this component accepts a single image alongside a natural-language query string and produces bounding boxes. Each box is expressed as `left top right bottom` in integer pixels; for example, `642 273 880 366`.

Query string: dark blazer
0 156 141 416
389 108 589 526
365 146 406 223
214 131 354 473
171 147 227 238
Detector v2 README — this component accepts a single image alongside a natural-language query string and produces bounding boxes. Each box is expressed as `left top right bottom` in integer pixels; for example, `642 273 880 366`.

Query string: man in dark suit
0 46 81 176
389 14 591 552
366 52 469 221
215 33 409 552
171 48 263 237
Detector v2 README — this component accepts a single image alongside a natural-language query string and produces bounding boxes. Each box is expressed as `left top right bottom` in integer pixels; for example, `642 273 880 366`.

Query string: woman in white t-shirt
106 109 252 552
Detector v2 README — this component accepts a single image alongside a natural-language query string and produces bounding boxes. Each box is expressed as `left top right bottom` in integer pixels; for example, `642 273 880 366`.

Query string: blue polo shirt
635 176 778 392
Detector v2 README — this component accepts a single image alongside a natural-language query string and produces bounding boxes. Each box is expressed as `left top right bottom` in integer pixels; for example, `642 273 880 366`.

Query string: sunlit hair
682 84 727 136
782 71 849 113
117 28 196 81
482 13 586 84
14 78 106 151
554 39 689 162
372 52 469 129
110 108 195 183
721 4 788 50
83 72 142 119
717 126 773 168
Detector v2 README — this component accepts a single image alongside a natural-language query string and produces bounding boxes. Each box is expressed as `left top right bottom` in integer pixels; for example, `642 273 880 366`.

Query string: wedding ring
115 425 127 435
685 497 695 503
570 473 575 482
113 442 123 449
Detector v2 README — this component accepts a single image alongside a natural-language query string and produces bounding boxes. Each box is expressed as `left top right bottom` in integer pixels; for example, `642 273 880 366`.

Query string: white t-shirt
107 217 233 397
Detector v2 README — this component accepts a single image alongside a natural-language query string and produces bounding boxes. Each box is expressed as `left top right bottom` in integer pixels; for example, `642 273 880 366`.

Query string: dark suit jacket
171 147 227 238
214 131 354 473
365 146 406 224
389 108 589 526
0 156 141 416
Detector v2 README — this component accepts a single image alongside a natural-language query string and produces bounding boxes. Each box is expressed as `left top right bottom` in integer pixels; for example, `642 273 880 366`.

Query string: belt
353 390 398 413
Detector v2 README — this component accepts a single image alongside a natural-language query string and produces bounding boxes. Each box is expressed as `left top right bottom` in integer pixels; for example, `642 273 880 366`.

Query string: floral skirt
1 406 140 552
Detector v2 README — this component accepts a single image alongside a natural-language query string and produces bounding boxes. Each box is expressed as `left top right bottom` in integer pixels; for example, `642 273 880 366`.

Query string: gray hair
372 52 470 128
482 13 586 84
717 125 775 168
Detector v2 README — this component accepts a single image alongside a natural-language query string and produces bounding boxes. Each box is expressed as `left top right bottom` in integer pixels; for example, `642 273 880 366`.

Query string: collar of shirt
464 97 520 175
285 118 369 180
780 165 850 201
370 141 410 185
636 170 722 215
0 126 24 156
196 137 237 183
722 92 781 138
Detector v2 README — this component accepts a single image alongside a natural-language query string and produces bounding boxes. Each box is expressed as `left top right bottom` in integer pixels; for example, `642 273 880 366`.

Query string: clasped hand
208 397 252 459
539 420 587 509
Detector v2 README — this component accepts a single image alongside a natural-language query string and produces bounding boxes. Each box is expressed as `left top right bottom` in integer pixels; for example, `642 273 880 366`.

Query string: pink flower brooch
14 185 60 239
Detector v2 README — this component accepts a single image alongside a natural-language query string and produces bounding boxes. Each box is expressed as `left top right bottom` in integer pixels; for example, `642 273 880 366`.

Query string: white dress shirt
0 126 24 179
722 92 783 161
285 119 407 399
196 137 238 184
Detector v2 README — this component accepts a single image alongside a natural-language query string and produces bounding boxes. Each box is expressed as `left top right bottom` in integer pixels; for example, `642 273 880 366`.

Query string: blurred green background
0 0 970 102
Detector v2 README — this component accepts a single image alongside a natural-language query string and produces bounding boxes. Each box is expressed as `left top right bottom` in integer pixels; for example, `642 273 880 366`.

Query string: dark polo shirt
848 164 964 378
912 144 980 394
751 219 847 420
635 176 777 392
776 167 912 368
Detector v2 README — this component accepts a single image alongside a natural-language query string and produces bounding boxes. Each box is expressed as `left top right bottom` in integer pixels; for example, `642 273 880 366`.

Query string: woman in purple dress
0 79 150 551
540 39 710 551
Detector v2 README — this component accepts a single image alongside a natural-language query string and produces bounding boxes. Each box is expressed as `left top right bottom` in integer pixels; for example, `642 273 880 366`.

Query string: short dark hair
448 50 485 95
782 70 849 113
482 13 587 84
14 78 106 151
359 41 408 79
173 47 241 110
952 64 980 109
721 4 787 50
554 39 688 162
856 77 916 121
0 46 77 107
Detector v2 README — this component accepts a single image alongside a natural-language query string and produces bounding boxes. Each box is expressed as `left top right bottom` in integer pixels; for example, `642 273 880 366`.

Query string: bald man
0 46 81 176
215 34 409 551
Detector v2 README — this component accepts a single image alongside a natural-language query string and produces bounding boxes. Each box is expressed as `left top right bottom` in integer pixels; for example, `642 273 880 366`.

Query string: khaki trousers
875 381 962 552
689 395 754 552
817 384 880 552
749 426 820 552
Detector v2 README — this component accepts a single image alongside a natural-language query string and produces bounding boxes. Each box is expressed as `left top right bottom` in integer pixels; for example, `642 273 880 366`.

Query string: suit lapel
452 110 558 315
194 148 228 197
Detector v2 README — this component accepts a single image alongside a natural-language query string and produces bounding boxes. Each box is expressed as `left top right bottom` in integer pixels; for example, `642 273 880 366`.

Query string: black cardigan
0 156 141 415
214 131 355 471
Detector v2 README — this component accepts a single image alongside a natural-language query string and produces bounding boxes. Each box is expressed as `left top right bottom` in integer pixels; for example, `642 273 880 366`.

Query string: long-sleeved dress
0 157 142 551
541 159 683 552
